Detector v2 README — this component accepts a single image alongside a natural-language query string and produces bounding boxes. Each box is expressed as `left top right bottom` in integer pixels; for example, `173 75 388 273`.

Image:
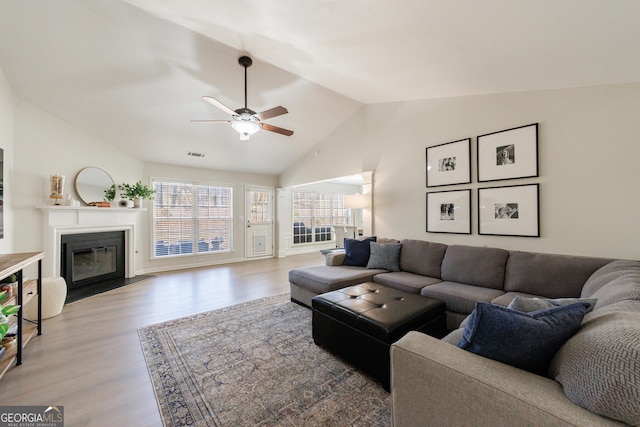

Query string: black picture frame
426 138 471 187
426 189 471 234
478 184 540 237
477 123 538 182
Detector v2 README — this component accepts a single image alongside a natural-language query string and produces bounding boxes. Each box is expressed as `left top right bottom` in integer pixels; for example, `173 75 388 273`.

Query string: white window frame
291 191 348 245
151 178 234 259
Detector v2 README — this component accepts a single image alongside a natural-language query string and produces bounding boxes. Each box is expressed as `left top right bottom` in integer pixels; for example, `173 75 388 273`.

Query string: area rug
138 293 391 426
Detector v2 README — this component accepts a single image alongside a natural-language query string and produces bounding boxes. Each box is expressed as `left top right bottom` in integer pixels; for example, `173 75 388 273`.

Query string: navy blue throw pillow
343 237 376 267
457 302 587 375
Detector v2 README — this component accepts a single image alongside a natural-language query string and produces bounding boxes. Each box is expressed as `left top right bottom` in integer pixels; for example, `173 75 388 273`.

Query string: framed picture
426 138 471 187
478 184 539 237
477 123 538 182
426 189 471 234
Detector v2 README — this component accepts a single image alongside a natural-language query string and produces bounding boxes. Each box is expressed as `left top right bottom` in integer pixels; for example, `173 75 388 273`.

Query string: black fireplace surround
60 231 125 291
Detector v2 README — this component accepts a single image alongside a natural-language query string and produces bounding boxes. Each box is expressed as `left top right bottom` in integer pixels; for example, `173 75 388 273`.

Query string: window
153 180 232 257
249 190 271 223
292 192 348 244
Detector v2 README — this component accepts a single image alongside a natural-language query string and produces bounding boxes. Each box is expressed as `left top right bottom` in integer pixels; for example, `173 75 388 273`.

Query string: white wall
280 83 640 260
9 99 279 275
142 162 277 273
12 100 145 274
0 67 13 253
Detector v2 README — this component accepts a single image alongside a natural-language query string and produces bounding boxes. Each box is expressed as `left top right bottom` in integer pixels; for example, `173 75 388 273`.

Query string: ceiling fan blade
254 106 288 121
190 119 231 123
202 96 236 116
260 122 294 136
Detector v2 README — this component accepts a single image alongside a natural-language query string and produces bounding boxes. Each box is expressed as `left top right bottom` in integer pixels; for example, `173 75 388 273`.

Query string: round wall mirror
74 167 115 205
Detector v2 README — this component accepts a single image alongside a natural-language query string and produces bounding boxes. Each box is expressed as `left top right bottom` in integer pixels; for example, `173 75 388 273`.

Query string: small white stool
24 277 67 320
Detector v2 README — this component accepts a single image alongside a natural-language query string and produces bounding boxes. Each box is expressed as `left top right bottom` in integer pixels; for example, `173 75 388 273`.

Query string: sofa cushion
581 260 640 310
504 251 611 298
366 241 402 272
441 327 464 345
288 265 387 294
508 296 597 314
440 245 509 290
343 237 376 267
581 260 640 298
457 302 587 375
549 300 640 426
373 271 441 294
399 239 447 278
587 273 640 310
420 282 504 315
490 291 539 307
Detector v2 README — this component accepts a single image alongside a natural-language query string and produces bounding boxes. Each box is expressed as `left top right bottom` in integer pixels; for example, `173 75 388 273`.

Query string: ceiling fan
192 56 294 140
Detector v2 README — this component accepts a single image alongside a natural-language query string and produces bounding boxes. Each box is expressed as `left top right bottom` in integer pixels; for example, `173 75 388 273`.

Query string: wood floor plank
0 252 323 427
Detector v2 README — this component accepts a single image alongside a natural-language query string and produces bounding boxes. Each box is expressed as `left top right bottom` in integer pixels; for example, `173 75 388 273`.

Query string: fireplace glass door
61 231 125 289
72 246 117 282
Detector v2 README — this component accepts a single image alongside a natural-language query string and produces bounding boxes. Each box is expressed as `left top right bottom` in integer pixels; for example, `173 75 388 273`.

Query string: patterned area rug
138 293 391 426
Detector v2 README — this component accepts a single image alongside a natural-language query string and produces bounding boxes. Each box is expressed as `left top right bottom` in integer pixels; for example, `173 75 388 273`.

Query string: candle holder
49 174 65 205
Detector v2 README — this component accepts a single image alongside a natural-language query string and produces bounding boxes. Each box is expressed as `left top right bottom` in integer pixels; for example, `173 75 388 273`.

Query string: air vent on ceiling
187 152 206 158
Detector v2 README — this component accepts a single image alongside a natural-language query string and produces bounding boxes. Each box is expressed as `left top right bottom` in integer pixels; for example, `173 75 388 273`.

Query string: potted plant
1 289 20 341
119 181 155 208
103 184 116 203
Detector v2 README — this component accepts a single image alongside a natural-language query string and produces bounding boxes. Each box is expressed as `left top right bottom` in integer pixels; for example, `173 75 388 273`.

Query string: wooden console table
0 252 44 380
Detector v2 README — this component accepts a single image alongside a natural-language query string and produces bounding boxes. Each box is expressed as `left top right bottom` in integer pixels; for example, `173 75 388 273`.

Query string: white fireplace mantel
37 206 145 279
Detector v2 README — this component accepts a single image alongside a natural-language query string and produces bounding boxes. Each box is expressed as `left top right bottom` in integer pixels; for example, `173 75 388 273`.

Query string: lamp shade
344 194 368 209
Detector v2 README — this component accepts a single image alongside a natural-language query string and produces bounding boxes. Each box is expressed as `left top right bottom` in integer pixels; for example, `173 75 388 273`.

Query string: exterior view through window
292 192 348 244
153 180 232 257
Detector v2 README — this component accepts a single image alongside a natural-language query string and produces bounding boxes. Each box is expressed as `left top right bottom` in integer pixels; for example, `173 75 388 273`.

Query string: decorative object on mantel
74 166 115 206
49 174 65 205
88 201 111 208
119 181 155 208
118 199 132 208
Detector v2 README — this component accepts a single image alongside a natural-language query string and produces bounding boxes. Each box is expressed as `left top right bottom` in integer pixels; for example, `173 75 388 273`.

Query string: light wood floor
0 252 324 427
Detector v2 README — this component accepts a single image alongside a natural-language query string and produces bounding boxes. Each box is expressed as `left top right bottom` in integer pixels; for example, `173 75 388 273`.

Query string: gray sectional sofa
288 239 640 426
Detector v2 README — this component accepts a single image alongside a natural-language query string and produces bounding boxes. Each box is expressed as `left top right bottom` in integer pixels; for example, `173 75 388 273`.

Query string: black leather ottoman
312 282 446 391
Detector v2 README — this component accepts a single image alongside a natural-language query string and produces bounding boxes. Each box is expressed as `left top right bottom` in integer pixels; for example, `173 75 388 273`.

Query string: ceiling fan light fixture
231 119 260 139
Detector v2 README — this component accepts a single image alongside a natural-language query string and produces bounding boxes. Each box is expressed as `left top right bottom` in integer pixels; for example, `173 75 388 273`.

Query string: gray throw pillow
366 242 402 272
508 296 597 314
549 302 640 426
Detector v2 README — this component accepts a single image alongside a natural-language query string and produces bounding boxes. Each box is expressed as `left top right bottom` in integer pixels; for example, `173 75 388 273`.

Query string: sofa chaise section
289 264 387 307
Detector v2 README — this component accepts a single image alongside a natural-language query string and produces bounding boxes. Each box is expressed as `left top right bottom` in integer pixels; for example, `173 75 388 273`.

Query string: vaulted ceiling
1 0 639 175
